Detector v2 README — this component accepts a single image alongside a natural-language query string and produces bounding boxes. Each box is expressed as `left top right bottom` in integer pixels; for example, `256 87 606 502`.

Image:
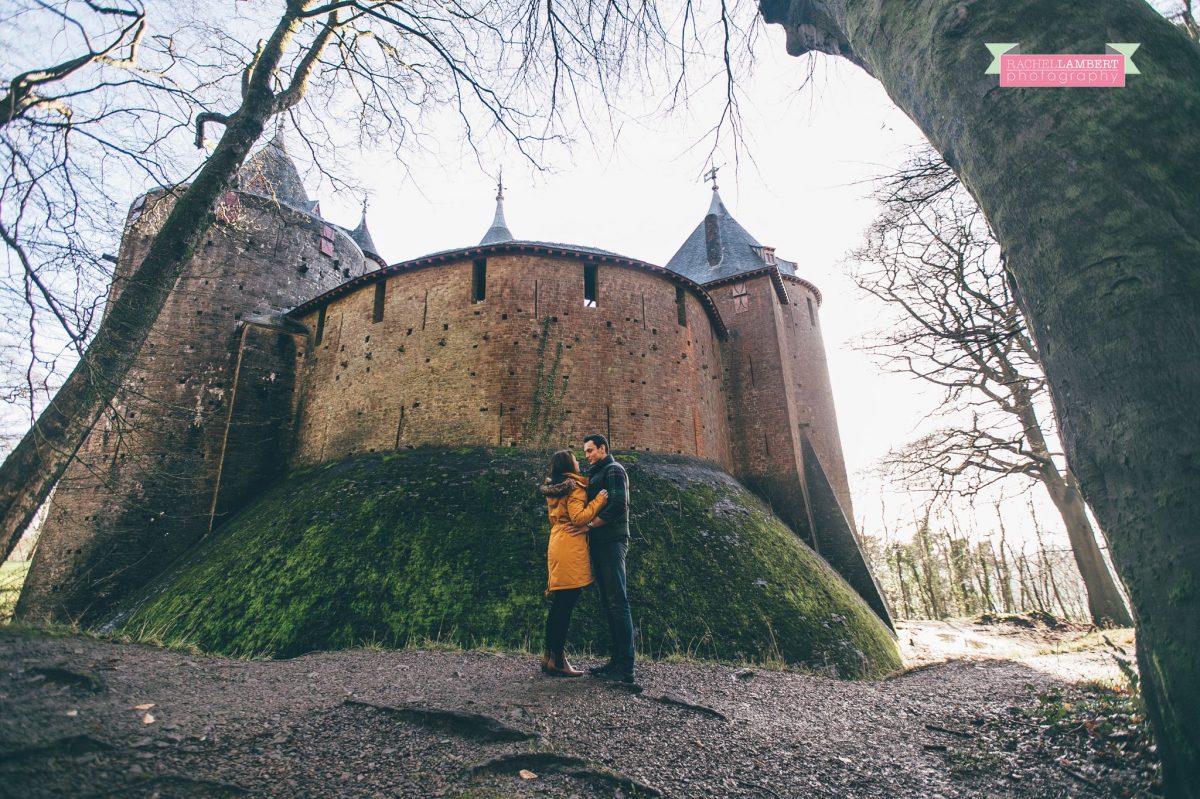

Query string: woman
537 449 608 676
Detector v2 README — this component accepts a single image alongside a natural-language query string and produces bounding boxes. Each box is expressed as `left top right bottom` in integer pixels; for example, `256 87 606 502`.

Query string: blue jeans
589 540 635 671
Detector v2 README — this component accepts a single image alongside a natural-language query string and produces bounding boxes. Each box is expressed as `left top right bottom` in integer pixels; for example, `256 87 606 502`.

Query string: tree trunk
975 543 996 613
757 1 1200 791
994 519 1015 613
1040 464 1133 626
1034 522 1070 620
892 544 914 618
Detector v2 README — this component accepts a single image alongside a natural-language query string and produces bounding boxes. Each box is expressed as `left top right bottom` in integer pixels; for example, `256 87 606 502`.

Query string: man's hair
583 433 609 452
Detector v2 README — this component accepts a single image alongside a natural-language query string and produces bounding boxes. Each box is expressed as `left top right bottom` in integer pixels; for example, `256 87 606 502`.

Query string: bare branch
193 111 229 148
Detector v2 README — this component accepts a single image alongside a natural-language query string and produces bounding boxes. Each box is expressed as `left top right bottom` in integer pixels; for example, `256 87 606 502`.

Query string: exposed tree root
342 698 537 742
81 774 248 797
0 734 114 763
649 692 728 721
27 665 106 692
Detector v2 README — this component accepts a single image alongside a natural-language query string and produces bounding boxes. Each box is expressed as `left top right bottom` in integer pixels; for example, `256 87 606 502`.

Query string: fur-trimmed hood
539 472 587 498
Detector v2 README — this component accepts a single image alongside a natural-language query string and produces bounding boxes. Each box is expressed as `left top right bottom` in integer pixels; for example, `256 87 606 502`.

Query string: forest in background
860 503 1105 623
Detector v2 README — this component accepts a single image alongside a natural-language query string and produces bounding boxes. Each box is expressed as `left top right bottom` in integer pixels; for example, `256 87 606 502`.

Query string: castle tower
665 184 891 626
347 201 386 270
16 137 375 624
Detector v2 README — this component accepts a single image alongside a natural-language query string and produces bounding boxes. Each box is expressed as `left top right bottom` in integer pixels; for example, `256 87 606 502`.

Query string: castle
15 137 891 629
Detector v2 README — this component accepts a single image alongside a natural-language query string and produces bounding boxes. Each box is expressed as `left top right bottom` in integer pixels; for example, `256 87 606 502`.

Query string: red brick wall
777 276 855 521
706 275 814 544
292 253 733 467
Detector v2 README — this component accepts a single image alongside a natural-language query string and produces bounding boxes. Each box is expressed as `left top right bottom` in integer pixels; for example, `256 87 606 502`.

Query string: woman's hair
548 449 576 483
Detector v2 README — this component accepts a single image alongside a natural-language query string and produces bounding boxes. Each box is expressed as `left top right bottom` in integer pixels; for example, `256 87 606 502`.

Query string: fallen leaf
133 703 155 711
142 713 156 725
518 769 538 780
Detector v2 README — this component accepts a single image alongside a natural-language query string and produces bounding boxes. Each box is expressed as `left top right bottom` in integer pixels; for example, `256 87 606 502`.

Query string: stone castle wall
16 190 362 623
776 276 854 520
706 273 816 545
291 252 734 467
703 270 887 623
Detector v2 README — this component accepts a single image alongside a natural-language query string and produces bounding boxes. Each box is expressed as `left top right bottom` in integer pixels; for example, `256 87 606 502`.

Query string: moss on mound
116 448 899 677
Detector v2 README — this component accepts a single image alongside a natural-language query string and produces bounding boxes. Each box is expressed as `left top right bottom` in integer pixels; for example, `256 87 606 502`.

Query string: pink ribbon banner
1002 54 1124 86
986 44 1140 88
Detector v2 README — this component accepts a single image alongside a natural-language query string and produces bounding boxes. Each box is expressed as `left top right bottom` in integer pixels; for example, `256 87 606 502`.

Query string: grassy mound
115 448 899 677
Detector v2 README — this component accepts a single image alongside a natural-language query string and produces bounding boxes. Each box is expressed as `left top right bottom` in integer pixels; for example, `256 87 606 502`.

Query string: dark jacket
586 454 629 545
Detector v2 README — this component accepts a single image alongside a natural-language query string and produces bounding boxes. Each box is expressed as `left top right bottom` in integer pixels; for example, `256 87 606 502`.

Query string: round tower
16 136 373 624
665 185 891 627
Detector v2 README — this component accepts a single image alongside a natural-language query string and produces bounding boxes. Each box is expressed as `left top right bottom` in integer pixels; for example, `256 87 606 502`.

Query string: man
575 433 635 683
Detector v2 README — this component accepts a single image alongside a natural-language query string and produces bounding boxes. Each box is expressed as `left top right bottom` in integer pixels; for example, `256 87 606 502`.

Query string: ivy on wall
522 316 570 449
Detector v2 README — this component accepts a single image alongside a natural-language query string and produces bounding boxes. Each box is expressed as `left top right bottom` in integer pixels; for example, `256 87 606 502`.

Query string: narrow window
315 306 327 345
583 264 598 307
806 296 816 327
732 281 749 313
472 259 487 303
675 286 687 326
320 224 335 257
372 281 386 323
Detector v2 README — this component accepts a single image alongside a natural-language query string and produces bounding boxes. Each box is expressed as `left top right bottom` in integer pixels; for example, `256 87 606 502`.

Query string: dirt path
0 620 1157 798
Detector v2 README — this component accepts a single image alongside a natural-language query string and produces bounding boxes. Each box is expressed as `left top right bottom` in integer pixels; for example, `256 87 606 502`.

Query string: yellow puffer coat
541 472 607 592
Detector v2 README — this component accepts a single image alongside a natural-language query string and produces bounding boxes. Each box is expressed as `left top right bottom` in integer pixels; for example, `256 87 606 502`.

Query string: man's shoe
587 661 617 676
594 667 635 684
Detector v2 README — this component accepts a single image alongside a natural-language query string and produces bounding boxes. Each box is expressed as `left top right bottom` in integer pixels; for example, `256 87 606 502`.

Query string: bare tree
1 1 187 447
850 147 1131 628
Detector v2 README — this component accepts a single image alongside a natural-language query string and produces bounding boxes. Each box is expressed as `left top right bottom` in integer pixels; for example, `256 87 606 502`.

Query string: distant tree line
860 503 1106 623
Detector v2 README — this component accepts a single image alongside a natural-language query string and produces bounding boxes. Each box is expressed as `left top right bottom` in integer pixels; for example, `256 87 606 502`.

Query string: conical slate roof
349 206 380 258
237 135 310 209
479 184 514 245
664 189 797 284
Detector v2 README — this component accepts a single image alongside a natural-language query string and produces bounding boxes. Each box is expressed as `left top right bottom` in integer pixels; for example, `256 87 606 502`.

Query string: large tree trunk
1040 464 1133 626
757 0 1200 793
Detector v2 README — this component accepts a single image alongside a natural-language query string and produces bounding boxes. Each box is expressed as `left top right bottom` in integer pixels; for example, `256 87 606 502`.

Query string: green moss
115 448 899 677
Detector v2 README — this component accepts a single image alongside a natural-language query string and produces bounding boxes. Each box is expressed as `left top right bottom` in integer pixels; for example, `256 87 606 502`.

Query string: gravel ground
0 621 1159 798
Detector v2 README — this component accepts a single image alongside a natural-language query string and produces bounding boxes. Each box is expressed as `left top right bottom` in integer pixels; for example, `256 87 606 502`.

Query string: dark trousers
544 587 582 660
590 540 635 670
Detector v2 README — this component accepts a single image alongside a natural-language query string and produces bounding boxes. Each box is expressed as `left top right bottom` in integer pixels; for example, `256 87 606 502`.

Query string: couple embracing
537 434 635 684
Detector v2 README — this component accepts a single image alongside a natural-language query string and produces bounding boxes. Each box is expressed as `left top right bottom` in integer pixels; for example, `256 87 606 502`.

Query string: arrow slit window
583 264 598 307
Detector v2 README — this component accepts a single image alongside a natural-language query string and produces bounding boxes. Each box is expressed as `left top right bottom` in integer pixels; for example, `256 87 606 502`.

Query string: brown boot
556 652 584 677
540 650 583 677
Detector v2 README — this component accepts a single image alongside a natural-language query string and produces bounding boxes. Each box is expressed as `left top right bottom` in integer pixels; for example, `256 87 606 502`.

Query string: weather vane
496 169 505 201
705 165 721 191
